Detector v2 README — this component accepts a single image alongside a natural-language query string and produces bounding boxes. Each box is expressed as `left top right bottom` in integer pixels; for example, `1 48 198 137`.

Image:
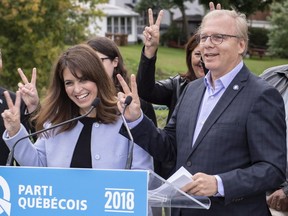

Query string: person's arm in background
136 9 176 106
142 8 163 58
18 68 39 140
18 68 39 115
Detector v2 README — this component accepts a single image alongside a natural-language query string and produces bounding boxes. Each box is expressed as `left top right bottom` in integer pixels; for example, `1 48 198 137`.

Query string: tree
199 0 279 17
267 0 288 58
0 0 107 94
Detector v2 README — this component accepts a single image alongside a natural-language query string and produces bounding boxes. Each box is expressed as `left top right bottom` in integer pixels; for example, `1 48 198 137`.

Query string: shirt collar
204 61 243 90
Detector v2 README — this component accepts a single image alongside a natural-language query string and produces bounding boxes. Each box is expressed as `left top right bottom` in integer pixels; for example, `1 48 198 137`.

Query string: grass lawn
119 44 288 78
244 57 288 75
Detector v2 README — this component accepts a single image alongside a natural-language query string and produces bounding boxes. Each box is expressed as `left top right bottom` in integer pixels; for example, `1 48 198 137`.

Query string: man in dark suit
0 51 39 165
117 9 287 216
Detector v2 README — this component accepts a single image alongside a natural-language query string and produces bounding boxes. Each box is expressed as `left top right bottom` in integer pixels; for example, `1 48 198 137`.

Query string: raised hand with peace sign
143 8 164 59
117 74 141 122
1 90 22 137
17 68 39 114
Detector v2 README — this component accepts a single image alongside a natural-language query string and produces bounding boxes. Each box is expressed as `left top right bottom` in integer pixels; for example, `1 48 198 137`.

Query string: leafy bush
268 0 288 58
248 27 269 49
161 23 186 48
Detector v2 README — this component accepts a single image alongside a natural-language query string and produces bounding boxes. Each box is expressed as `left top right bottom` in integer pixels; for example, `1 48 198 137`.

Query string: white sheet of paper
167 166 193 188
148 166 193 199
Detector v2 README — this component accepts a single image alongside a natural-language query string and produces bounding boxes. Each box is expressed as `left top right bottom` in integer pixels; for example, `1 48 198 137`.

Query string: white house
89 3 139 44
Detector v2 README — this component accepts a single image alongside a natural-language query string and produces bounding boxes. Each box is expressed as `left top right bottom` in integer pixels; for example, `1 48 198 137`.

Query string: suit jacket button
186 161 192 167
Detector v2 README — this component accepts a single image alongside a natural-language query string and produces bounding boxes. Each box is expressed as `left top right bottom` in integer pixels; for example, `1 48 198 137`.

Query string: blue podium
0 166 210 216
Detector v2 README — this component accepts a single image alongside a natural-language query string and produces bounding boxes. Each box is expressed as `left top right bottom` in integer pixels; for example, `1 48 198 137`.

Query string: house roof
170 0 204 20
97 4 139 17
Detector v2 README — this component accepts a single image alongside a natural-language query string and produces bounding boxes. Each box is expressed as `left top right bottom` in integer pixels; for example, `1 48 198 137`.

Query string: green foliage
248 27 269 49
161 23 186 46
134 0 173 12
199 0 278 16
267 0 288 58
0 0 107 94
134 0 195 13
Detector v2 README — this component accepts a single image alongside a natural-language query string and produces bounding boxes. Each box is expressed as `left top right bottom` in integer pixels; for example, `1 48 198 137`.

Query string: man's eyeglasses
199 34 239 45
100 57 110 62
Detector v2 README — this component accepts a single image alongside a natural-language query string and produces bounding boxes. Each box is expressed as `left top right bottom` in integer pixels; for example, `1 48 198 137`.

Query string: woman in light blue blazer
2 44 153 170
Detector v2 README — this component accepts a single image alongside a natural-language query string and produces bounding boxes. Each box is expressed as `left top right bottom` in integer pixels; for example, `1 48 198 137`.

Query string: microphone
120 96 134 169
6 98 100 166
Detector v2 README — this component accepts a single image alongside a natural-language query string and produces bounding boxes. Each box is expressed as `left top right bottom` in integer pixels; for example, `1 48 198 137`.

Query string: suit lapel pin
233 85 239 91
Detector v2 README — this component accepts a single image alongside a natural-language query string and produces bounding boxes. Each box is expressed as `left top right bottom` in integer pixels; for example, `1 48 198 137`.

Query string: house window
127 17 132 34
114 17 119 33
107 17 112 33
109 17 132 35
121 17 125 33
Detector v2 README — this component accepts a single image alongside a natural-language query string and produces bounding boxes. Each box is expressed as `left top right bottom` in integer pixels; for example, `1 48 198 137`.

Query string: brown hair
34 44 118 137
181 34 200 81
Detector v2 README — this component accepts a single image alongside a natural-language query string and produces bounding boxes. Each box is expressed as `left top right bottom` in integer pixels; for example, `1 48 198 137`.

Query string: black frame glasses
199 34 239 45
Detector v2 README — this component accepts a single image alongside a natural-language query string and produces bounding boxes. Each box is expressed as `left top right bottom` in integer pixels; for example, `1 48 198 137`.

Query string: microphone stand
6 98 100 166
121 96 135 169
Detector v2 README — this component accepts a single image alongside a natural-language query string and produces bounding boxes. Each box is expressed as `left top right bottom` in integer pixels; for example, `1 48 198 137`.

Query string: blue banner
0 166 148 216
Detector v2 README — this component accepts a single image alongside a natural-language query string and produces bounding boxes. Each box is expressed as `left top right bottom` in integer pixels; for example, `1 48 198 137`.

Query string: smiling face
199 14 246 80
63 68 98 117
191 45 205 78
